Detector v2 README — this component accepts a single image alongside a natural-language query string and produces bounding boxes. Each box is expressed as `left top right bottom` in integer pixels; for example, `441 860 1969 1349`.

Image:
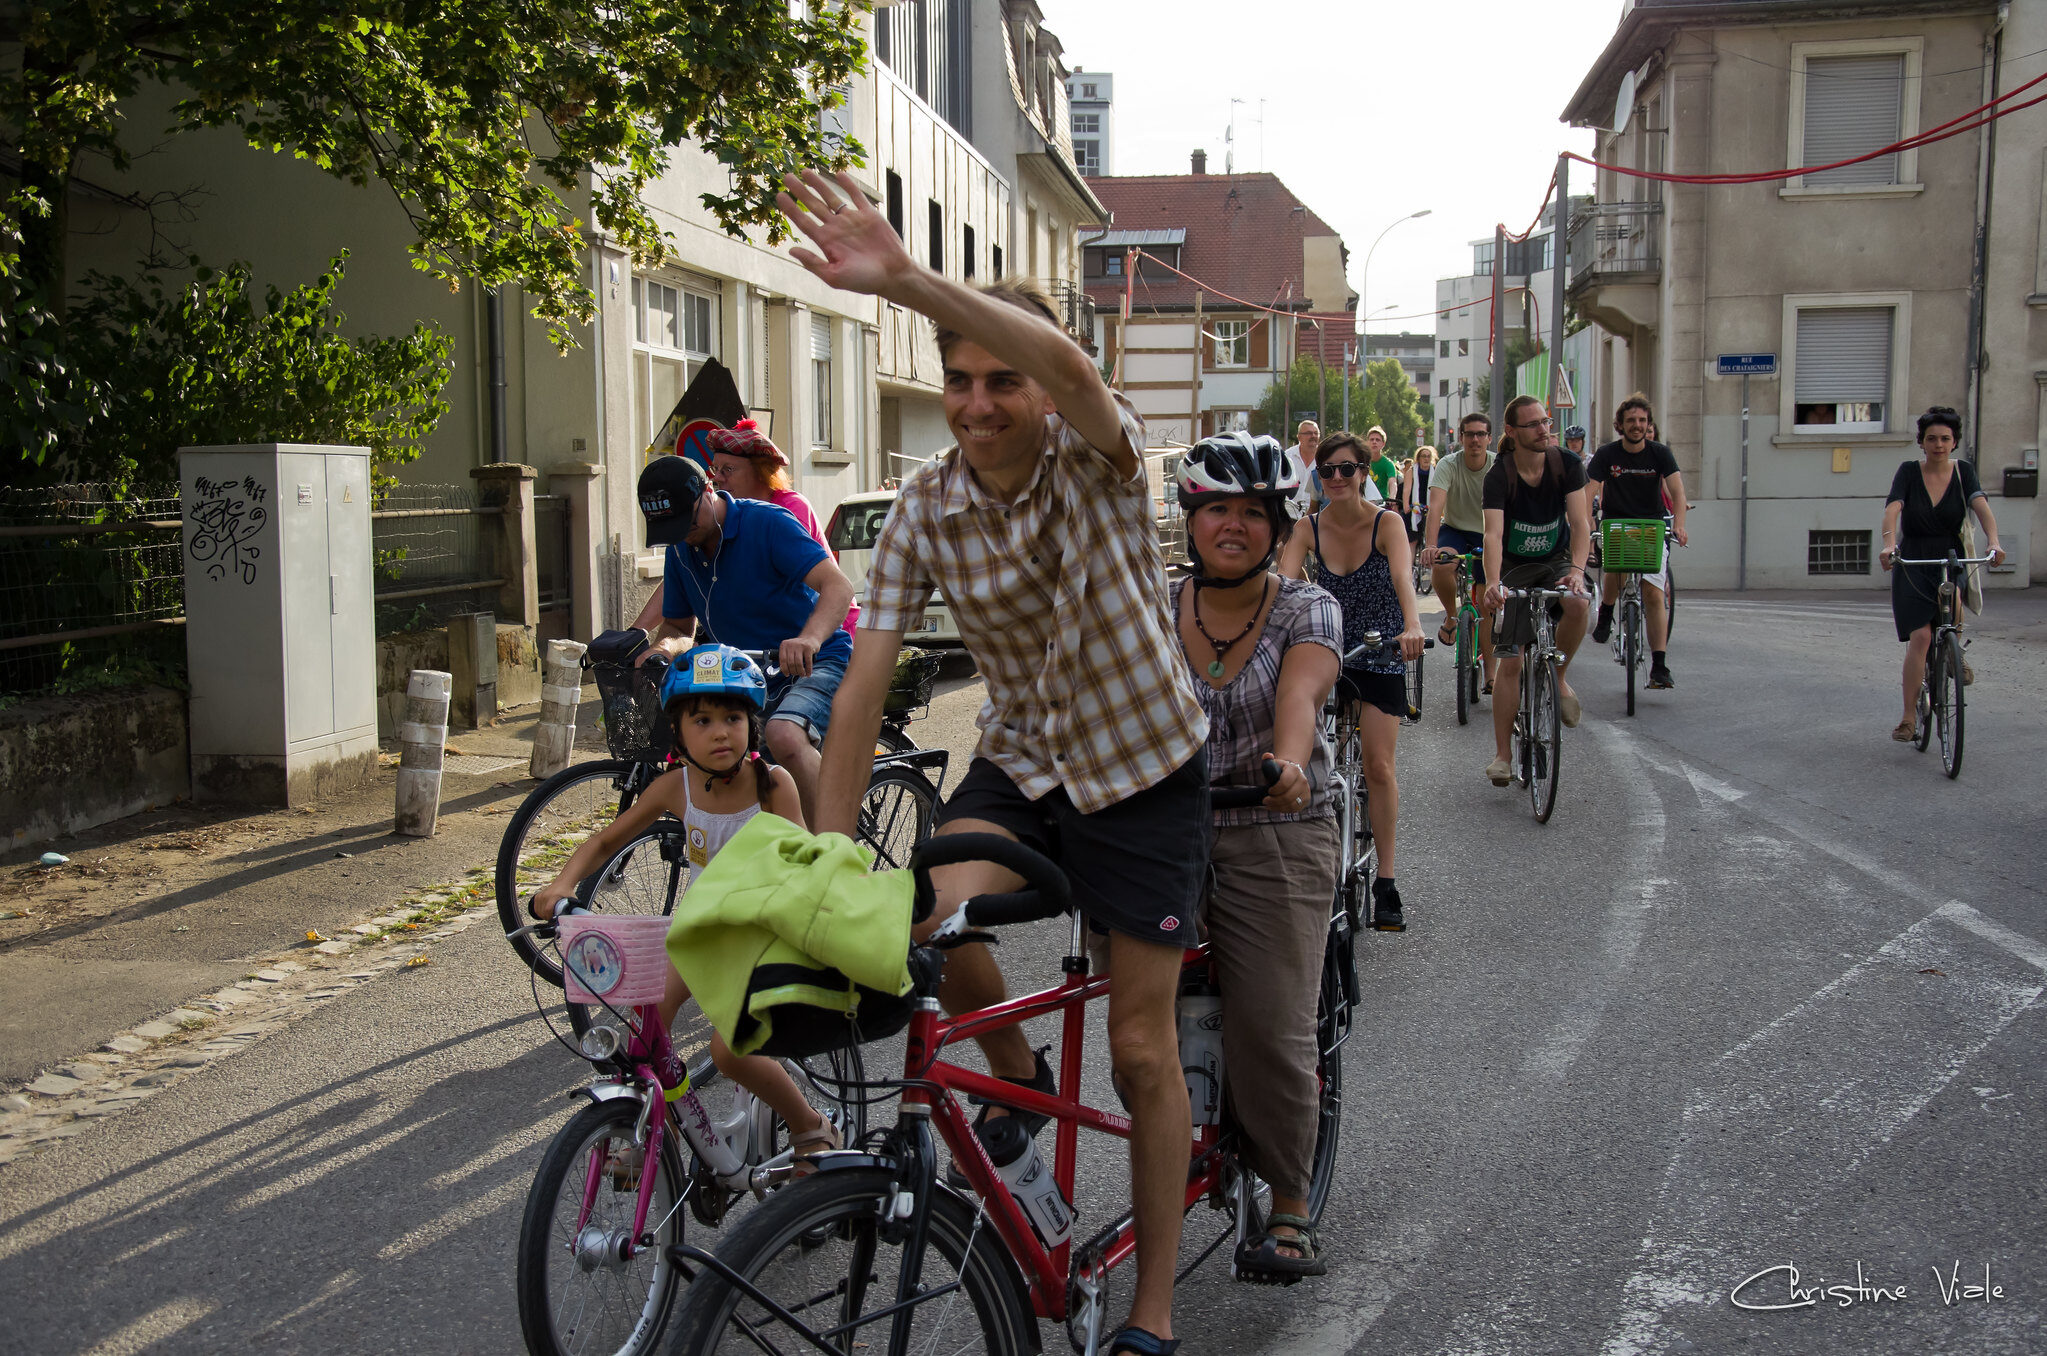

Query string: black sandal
1107 1326 1181 1355
1234 1212 1327 1284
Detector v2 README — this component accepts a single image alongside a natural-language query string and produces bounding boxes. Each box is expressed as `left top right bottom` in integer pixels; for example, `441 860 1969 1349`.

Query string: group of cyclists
518 160 2012 1352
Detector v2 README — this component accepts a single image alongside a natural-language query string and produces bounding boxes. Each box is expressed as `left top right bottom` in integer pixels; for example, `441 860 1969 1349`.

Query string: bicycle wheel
1454 613 1473 726
1621 599 1640 718
856 766 937 872
499 760 642 985
517 1096 688 1356
1529 659 1562 824
1305 940 1347 1224
1939 631 1966 779
1344 729 1375 929
668 1165 1034 1356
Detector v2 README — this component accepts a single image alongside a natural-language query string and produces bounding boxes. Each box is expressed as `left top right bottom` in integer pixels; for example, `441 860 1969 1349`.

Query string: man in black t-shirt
1480 395 1593 787
1587 394 1689 689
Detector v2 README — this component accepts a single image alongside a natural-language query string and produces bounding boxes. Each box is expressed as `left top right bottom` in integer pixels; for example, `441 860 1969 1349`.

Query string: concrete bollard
531 639 588 780
395 669 452 838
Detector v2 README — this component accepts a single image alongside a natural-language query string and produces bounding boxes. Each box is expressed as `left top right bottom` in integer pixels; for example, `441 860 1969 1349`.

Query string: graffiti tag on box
188 476 269 584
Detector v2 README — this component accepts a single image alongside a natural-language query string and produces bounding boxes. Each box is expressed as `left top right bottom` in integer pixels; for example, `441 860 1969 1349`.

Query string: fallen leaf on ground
306 930 328 942
1920 967 1947 977
405 955 433 968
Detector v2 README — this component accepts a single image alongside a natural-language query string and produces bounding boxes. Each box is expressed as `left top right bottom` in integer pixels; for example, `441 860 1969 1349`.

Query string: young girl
530 643 841 1169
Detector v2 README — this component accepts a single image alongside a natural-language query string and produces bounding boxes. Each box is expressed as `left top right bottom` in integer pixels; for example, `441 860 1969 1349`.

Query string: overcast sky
1038 0 1626 334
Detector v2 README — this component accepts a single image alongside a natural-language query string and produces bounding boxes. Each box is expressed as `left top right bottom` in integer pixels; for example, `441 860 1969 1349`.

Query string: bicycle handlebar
910 833 1073 930
1211 759 1285 810
1890 553 1999 567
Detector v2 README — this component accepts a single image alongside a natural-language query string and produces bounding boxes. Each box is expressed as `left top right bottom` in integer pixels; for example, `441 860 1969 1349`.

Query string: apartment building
1562 0 2044 588
1083 156 1357 446
1066 69 1115 176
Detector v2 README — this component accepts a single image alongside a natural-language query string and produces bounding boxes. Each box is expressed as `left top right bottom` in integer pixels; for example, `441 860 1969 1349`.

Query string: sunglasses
1317 461 1363 480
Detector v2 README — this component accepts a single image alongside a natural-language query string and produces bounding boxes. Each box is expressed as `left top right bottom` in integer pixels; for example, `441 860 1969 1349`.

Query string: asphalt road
2 589 2043 1355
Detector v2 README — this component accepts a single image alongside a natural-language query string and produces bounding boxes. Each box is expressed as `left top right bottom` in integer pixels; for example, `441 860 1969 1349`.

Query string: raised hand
777 170 915 298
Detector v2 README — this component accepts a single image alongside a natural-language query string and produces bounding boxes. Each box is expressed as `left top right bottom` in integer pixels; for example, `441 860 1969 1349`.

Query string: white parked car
826 490 961 645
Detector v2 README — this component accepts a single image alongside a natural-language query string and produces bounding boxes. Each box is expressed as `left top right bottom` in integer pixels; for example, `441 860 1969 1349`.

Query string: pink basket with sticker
558 914 675 1007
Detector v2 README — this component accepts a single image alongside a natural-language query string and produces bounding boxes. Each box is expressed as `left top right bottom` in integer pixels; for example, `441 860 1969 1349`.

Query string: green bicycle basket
1600 518 1666 573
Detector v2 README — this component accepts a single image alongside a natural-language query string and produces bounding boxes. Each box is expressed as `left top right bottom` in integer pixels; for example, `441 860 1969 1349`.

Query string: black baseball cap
638 455 708 546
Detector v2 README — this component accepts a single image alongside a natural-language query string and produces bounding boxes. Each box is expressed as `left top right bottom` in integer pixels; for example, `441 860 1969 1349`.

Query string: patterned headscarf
703 419 788 469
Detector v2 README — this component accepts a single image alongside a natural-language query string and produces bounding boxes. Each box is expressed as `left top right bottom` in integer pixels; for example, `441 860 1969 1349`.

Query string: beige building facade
1564 0 2043 589
66 11 1024 627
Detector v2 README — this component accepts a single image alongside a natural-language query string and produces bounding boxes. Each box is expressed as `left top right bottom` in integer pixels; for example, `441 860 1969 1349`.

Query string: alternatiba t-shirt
1587 439 1679 521
1482 448 1588 565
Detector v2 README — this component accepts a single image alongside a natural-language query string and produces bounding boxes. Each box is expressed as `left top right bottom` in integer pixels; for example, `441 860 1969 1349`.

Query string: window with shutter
1802 54 1904 186
1793 306 1891 432
812 316 834 449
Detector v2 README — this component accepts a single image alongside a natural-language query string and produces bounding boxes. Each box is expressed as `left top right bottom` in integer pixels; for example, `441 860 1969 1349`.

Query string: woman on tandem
1171 432 1342 1284
1278 430 1427 932
1879 405 2004 742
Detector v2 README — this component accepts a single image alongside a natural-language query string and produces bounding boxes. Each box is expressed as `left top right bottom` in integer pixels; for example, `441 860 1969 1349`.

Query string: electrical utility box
179 444 379 804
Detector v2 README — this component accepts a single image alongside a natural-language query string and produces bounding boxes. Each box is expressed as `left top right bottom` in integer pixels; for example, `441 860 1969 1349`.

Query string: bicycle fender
572 1082 646 1108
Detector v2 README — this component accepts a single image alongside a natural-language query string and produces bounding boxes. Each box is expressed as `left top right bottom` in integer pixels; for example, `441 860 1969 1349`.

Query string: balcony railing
1567 201 1663 290
1048 279 1097 352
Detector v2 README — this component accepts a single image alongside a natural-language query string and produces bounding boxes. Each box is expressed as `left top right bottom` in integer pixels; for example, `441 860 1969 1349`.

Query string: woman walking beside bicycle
1279 430 1426 930
1879 406 2004 742
1174 434 1344 1281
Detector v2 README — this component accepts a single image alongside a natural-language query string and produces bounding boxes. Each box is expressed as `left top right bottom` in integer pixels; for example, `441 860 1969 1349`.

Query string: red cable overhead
1568 67 2047 186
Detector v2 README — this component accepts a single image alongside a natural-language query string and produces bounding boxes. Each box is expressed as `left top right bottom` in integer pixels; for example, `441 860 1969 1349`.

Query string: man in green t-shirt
1363 425 1401 503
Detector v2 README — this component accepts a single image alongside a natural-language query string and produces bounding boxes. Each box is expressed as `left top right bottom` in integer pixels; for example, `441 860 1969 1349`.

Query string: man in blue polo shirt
635 453 855 822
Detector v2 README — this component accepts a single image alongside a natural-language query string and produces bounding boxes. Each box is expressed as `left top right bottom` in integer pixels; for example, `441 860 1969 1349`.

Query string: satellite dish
1612 70 1637 134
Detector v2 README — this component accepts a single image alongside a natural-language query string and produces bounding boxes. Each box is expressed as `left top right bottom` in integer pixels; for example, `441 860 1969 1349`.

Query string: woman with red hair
704 421 858 635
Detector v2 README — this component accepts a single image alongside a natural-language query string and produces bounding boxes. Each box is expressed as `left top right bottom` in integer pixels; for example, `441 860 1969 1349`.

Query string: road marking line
1520 728 1668 1081
1597 904 2047 1356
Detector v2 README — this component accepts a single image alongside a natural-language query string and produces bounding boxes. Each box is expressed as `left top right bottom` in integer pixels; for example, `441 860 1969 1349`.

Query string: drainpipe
486 287 509 464
1962 1 2007 464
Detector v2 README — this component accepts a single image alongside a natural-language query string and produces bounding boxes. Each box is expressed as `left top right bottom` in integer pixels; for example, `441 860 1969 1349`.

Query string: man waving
787 169 1209 1356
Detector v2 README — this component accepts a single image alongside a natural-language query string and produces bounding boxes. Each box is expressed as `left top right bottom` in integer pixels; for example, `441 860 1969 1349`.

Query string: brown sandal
1891 719 1916 743
789 1118 842 1177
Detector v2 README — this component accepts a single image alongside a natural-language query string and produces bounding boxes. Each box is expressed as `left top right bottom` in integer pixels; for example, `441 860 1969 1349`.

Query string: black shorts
1495 556 1578 651
933 752 1210 946
1336 666 1407 720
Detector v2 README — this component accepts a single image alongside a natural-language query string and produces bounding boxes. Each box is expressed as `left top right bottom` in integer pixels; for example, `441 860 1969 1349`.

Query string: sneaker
946 1048 1056 1191
1485 757 1512 786
1371 882 1405 932
1592 614 1613 645
1648 664 1674 690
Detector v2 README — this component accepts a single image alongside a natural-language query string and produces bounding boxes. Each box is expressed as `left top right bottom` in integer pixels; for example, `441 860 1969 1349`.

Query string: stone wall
0 686 190 850
374 621 540 735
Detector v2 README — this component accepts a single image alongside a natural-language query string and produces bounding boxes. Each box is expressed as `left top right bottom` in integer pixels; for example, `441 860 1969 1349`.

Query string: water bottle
978 1116 1072 1248
1177 979 1225 1126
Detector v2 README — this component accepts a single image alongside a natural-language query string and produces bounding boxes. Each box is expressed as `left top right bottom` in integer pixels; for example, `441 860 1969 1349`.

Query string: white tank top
680 776 762 880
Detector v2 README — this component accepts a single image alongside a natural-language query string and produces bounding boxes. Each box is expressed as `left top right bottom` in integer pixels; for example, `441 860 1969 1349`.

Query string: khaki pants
1203 817 1339 1199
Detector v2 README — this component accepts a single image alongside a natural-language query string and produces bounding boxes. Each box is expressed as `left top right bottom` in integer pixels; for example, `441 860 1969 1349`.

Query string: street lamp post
1357 208 1433 428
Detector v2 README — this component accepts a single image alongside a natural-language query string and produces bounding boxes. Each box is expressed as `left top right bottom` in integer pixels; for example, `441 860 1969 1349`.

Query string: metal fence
0 484 188 699
371 483 504 637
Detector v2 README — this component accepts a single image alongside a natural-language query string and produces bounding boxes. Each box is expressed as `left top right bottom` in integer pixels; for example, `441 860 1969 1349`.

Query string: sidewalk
0 693 609 1085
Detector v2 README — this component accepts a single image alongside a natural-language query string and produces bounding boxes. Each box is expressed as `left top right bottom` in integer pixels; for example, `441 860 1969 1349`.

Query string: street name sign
1716 353 1777 376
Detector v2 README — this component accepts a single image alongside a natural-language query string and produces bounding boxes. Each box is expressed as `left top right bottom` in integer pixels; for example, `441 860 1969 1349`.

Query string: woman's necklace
1191 577 1270 679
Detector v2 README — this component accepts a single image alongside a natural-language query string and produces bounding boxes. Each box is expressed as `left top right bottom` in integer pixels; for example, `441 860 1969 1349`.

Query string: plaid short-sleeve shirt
860 395 1207 814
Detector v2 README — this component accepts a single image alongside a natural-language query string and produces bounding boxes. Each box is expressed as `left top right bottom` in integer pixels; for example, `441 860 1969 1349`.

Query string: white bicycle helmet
1175 432 1308 583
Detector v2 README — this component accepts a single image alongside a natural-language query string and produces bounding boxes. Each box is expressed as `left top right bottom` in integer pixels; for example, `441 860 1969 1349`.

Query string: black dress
1886 458 1981 641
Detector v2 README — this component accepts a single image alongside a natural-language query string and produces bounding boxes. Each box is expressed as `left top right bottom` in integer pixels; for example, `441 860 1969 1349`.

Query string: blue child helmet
660 644 767 712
